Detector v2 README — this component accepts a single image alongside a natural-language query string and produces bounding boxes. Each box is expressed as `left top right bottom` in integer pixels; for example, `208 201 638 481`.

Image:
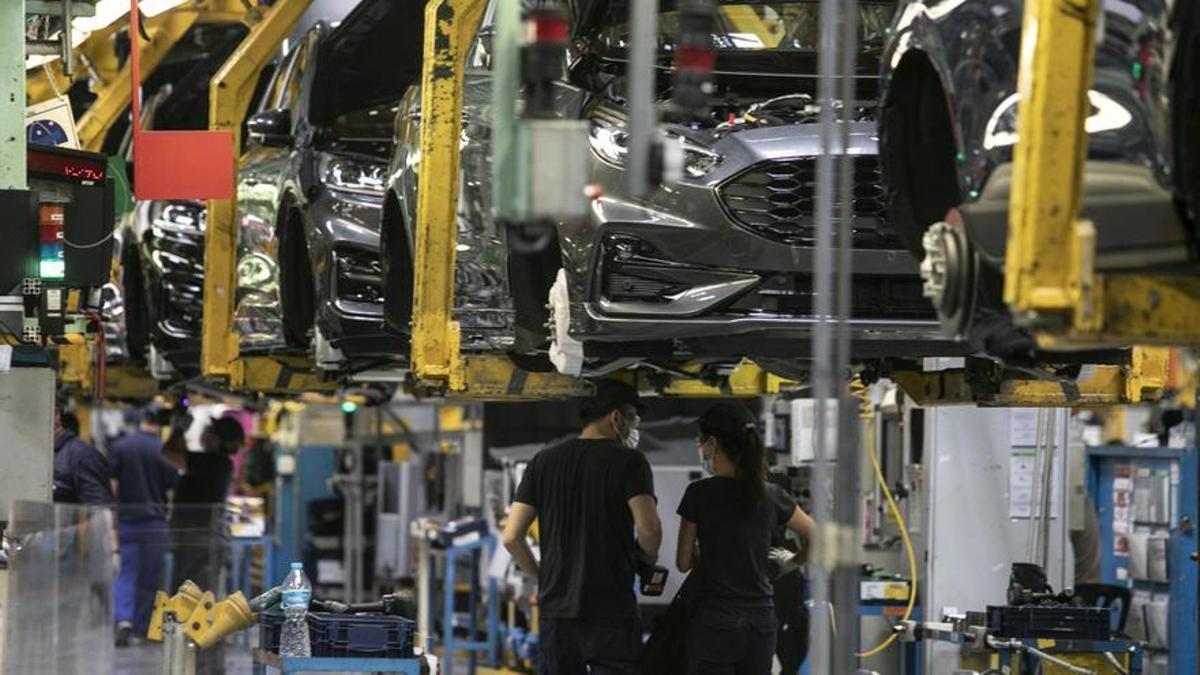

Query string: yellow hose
852 380 919 659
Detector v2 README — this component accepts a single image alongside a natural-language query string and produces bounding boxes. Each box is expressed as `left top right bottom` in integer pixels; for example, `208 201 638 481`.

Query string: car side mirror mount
247 109 293 148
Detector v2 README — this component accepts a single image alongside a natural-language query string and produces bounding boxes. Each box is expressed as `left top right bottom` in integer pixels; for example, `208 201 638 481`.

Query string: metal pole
1039 412 1057 570
809 0 839 670
415 525 433 653
1026 410 1045 563
830 2 861 672
0 0 26 191
491 0 524 220
342 409 365 603
625 0 658 197
61 0 73 77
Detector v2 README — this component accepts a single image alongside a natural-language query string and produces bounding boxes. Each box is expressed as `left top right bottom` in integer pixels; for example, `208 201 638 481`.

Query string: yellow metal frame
1005 0 1200 346
410 0 488 391
69 1 251 152
228 355 337 394
27 0 254 111
200 0 312 388
894 347 1168 407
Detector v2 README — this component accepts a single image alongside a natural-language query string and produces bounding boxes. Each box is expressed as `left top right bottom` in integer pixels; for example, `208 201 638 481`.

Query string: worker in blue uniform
53 395 114 507
52 393 118 637
110 405 180 646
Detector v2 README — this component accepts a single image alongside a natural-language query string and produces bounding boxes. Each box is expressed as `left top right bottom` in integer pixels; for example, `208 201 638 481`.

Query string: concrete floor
112 641 254 674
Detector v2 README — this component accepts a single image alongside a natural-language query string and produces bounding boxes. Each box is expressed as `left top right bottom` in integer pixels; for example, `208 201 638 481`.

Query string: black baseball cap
696 402 757 438
580 379 644 424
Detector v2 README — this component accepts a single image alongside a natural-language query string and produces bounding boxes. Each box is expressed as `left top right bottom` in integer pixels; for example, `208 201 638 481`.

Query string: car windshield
330 102 397 140
596 1 893 54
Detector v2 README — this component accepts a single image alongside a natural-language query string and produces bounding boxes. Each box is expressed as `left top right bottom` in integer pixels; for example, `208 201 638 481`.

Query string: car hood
666 117 878 188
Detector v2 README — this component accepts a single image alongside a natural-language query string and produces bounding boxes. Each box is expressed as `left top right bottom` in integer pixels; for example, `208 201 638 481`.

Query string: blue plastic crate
257 611 285 654
307 613 416 659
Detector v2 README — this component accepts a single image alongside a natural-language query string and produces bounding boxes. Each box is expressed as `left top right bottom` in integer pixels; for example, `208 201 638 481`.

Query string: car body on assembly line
104 21 251 378
233 0 424 372
382 0 969 378
880 0 1198 363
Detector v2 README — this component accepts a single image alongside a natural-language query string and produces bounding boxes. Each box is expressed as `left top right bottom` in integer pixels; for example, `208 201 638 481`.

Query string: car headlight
673 136 722 179
320 155 387 197
589 114 722 179
589 115 630 166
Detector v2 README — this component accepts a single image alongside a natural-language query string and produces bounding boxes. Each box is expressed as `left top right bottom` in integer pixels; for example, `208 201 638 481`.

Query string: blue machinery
1088 445 1199 674
415 518 501 675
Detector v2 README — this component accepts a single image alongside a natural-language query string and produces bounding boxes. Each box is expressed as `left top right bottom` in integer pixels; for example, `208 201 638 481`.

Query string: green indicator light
39 260 65 279
1132 62 1143 80
955 151 965 164
341 401 359 414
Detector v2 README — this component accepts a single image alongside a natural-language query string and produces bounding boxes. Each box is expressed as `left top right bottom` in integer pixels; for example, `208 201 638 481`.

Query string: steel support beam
1004 0 1101 322
2 0 26 190
1001 0 1200 346
74 8 249 152
228 355 336 394
201 0 310 380
409 0 487 390
894 347 1168 407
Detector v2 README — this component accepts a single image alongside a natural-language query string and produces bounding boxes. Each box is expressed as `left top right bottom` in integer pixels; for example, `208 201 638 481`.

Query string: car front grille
147 223 205 335
731 273 936 321
717 156 895 247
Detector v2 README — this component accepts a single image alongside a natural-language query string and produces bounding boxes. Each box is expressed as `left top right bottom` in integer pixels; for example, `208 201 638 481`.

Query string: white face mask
622 427 641 449
616 413 640 449
697 440 714 474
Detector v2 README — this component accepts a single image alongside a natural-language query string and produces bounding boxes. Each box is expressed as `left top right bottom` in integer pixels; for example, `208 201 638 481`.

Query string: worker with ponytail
676 403 814 674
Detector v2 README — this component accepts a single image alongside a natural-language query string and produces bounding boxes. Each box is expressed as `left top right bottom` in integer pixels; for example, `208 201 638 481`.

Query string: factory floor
112 641 254 674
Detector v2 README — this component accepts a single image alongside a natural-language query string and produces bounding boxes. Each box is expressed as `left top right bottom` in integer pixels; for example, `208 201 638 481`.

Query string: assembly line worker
53 394 114 506
165 415 246 590
503 379 663 675
677 403 815 675
109 405 180 646
52 393 119 634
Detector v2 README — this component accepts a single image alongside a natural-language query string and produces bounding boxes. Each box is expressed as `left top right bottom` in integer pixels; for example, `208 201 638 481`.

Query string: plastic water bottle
279 562 312 657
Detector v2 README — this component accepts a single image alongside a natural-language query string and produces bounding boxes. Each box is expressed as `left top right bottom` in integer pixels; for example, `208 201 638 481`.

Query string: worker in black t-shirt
677 403 814 674
165 415 245 590
503 379 662 675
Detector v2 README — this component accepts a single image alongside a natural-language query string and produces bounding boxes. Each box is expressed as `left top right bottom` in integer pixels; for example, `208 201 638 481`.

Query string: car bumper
566 190 950 350
308 190 396 358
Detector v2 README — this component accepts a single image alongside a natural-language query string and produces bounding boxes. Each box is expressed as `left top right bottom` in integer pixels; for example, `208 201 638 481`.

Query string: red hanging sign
129 0 234 200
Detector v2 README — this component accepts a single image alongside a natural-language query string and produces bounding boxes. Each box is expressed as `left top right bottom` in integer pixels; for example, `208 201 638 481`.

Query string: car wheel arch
881 47 963 261
276 193 319 348
381 189 415 334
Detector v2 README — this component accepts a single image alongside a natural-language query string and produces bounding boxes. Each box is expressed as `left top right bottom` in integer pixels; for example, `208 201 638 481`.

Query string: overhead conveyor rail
29 0 253 152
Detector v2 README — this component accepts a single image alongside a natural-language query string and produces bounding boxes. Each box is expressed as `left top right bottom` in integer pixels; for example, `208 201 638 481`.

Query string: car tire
1171 0 1200 223
278 210 317 350
881 56 961 260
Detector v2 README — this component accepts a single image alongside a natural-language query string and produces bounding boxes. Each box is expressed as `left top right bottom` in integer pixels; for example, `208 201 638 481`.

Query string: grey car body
879 0 1194 361
233 0 423 367
383 0 967 372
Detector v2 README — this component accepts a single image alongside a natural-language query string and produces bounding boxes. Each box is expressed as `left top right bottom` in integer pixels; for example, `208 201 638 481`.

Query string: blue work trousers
114 519 169 634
